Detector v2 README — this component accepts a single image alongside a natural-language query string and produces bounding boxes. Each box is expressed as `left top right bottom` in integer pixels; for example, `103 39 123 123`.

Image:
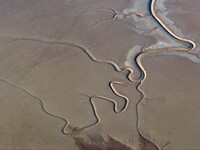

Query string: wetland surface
0 0 199 149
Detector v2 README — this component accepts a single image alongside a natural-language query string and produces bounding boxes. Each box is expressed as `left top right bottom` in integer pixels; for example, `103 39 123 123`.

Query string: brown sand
0 0 199 149
0 80 75 149
0 0 157 149
164 0 200 52
0 38 144 148
138 52 200 149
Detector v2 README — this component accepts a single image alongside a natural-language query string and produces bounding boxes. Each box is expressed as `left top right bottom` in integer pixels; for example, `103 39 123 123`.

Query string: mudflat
0 0 199 149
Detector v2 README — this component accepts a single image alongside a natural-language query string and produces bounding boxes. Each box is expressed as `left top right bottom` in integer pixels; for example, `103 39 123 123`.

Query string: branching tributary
1 0 196 149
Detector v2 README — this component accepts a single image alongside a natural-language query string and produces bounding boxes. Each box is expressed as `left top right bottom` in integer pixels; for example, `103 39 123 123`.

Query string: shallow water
0 0 199 149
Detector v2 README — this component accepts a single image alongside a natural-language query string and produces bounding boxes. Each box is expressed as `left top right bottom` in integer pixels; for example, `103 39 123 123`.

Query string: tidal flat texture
0 0 199 149
138 52 200 149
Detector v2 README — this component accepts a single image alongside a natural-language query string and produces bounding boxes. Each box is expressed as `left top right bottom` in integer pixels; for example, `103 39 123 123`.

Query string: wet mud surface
0 0 199 149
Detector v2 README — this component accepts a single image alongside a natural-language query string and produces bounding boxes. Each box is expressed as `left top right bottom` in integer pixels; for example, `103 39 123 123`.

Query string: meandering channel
0 0 196 148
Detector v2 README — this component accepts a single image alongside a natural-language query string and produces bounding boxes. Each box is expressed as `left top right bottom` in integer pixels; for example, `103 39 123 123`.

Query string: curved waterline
5 37 138 135
64 0 196 140
1 0 196 147
0 79 70 135
135 0 196 149
150 0 196 51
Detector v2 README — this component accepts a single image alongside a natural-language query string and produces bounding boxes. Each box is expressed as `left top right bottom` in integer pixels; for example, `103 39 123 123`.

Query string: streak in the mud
150 0 195 51
1 0 196 144
0 79 70 135
135 0 196 149
5 36 136 135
